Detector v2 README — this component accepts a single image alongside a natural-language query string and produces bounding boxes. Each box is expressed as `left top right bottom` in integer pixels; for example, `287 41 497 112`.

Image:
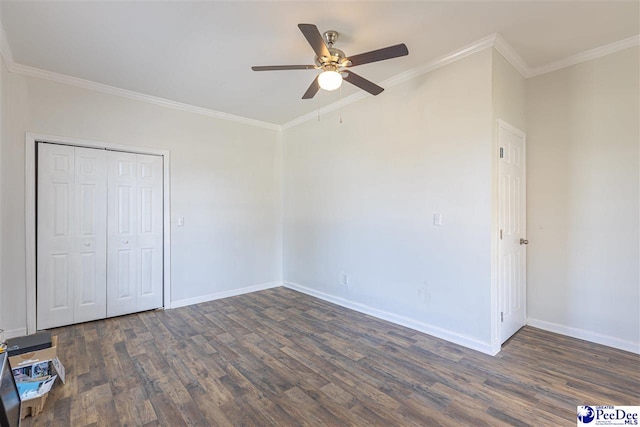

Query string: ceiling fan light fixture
318 70 343 91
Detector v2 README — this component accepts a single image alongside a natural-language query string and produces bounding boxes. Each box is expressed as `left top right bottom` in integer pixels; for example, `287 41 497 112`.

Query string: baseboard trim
2 328 28 340
170 281 282 309
284 282 497 356
527 317 640 355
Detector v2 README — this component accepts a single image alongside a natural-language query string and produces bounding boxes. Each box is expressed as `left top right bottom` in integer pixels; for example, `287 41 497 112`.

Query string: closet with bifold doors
36 142 164 329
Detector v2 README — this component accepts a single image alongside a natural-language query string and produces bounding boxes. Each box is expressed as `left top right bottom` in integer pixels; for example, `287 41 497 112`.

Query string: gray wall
284 49 495 350
0 71 282 335
526 47 639 350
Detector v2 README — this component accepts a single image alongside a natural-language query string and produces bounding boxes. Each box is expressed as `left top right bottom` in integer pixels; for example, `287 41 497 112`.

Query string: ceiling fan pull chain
317 96 321 122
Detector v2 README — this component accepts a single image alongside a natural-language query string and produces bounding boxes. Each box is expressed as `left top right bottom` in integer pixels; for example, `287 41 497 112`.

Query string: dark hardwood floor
22 287 639 426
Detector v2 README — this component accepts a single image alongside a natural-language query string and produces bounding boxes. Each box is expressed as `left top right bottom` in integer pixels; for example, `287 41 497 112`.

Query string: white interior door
107 151 163 317
37 144 107 329
136 154 164 312
498 121 527 344
74 147 108 323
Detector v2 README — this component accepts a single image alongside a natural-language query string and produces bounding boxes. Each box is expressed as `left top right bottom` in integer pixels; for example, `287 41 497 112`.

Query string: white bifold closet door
37 144 108 329
37 143 163 330
107 151 163 317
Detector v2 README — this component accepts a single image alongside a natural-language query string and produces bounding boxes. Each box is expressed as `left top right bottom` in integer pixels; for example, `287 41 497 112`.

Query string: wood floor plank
112 386 157 426
20 287 640 426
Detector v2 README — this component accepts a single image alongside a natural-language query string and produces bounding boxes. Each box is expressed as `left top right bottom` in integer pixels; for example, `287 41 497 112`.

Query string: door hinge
499 229 503 240
501 312 504 322
499 147 504 158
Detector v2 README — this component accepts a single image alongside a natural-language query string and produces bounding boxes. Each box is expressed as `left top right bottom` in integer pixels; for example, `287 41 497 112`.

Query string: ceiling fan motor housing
312 30 352 70
314 48 352 69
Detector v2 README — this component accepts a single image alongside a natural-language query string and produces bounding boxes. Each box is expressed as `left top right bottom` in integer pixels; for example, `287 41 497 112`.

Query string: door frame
491 119 526 352
25 132 172 334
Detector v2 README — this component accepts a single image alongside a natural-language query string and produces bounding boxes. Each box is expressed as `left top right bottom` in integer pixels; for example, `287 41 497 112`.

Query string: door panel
107 151 139 317
73 147 107 324
498 122 527 344
50 254 70 309
37 144 107 329
52 183 70 236
117 249 133 298
79 185 96 236
107 151 163 316
78 253 96 304
136 154 163 312
117 186 133 234
140 248 153 295
38 144 75 329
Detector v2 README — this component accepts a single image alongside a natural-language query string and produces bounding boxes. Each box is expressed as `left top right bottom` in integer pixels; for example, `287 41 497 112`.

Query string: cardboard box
20 393 47 419
8 336 57 369
8 336 65 419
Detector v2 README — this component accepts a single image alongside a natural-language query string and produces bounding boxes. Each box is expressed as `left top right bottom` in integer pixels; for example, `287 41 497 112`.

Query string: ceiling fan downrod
323 30 338 47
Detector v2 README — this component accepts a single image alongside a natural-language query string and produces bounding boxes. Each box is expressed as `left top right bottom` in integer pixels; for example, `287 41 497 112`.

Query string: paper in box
7 335 65 419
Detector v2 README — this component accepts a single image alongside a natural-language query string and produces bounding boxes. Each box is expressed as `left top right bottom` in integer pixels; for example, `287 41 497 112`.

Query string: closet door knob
84 242 91 247
123 240 129 245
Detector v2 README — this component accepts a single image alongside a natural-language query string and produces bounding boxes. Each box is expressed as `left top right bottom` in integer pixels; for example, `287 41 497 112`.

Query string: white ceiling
1 1 638 125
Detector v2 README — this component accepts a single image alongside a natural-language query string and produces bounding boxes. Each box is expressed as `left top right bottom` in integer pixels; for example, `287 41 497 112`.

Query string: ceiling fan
252 24 409 99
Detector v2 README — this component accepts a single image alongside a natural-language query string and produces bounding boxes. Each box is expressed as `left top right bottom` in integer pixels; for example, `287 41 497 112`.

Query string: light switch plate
433 213 442 226
177 217 184 227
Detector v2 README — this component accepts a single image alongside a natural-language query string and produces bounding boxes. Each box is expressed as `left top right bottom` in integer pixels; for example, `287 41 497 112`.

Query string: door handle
84 242 91 247
520 238 529 245
123 240 129 245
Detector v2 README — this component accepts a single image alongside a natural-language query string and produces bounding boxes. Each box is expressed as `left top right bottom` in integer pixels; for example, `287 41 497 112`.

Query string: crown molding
10 63 281 131
385 33 497 87
283 33 497 130
527 34 640 78
0 11 15 69
493 33 530 78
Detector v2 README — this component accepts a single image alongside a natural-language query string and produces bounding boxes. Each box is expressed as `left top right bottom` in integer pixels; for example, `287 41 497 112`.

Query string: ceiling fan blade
302 76 320 99
251 65 316 71
343 71 384 96
298 24 331 59
347 44 409 67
